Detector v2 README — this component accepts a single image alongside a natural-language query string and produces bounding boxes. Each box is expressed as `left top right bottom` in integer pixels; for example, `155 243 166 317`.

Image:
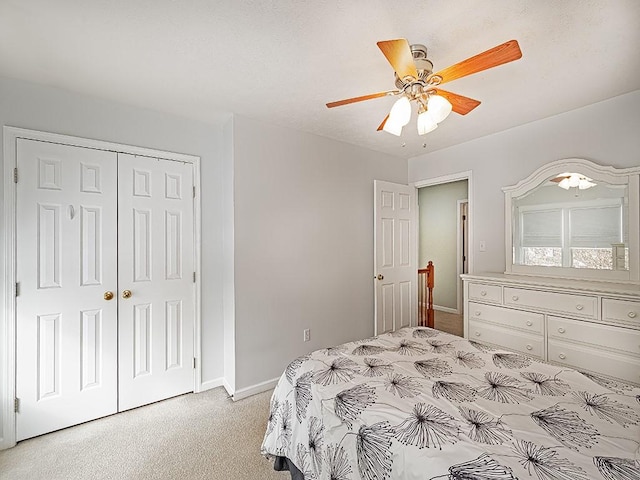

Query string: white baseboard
434 305 460 314
222 378 234 397
232 377 280 401
199 377 224 392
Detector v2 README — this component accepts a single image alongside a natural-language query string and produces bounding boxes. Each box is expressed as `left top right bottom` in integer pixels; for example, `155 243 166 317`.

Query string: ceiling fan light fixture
389 96 412 126
382 118 403 136
426 94 452 123
417 110 438 135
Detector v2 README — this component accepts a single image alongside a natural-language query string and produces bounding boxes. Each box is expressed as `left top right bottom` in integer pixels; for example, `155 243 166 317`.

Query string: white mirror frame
503 158 640 284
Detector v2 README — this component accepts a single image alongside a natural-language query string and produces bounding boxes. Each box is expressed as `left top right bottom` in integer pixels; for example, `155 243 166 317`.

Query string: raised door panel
16 139 118 441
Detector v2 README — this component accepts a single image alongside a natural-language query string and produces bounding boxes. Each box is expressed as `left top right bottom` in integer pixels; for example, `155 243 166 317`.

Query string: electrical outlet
303 328 311 342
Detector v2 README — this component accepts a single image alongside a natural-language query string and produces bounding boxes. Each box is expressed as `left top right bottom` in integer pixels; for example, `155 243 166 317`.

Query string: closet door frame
1 126 203 450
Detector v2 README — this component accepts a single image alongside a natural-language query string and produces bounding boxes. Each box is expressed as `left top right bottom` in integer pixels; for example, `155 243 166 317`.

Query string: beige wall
231 115 407 391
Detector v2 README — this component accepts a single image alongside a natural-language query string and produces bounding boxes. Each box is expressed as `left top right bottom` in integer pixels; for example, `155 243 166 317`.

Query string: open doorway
417 178 469 336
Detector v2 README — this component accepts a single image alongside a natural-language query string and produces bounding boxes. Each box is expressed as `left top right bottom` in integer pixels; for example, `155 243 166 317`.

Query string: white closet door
15 139 118 441
117 154 195 411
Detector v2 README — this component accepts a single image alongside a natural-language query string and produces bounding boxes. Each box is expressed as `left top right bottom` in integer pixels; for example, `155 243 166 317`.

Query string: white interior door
374 180 417 334
16 139 118 441
117 154 195 411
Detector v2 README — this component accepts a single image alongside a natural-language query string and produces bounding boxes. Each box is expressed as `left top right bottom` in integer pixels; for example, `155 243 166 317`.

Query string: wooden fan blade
377 114 390 131
326 91 396 108
432 89 481 115
377 39 418 81
431 40 522 85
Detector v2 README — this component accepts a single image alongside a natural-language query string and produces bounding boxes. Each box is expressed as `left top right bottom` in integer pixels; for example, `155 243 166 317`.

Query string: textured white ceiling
1 0 639 158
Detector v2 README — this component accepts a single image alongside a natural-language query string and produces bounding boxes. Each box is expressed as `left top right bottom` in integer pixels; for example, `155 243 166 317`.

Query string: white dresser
462 273 640 385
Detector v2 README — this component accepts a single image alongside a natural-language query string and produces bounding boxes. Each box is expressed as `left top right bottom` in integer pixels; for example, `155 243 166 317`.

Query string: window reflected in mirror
512 172 628 272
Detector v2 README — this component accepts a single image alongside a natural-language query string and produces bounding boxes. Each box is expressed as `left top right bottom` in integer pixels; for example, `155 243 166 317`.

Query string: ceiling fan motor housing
395 43 433 89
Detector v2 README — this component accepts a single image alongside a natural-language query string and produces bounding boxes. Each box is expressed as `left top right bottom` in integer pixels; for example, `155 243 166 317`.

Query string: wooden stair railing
418 261 435 328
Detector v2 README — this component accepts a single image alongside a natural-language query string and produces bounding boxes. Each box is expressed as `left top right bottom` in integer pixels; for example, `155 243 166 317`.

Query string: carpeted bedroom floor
0 387 286 480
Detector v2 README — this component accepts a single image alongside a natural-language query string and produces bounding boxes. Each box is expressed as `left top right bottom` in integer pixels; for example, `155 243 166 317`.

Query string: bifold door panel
15 140 195 441
16 140 119 440
117 153 194 411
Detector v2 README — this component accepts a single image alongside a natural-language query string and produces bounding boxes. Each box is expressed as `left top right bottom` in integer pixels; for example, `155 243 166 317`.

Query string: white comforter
261 327 640 480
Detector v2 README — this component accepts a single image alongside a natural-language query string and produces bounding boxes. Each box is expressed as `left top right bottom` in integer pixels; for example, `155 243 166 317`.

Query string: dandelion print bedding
261 326 640 480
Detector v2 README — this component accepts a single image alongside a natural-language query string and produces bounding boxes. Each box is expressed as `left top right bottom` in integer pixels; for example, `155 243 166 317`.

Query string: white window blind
569 205 622 247
521 209 562 247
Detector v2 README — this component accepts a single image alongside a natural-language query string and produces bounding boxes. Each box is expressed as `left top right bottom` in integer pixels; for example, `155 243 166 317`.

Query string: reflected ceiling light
554 172 597 190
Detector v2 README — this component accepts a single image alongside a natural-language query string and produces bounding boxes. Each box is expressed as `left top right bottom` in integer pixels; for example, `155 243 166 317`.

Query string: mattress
261 326 640 480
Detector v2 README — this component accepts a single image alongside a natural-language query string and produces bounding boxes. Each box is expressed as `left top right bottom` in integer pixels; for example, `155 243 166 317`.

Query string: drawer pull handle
480 290 487 296
526 344 533 351
558 353 567 360
628 311 637 319
575 304 584 311
475 332 481 337
558 327 566 334
475 311 481 316
512 295 519 301
526 320 533 327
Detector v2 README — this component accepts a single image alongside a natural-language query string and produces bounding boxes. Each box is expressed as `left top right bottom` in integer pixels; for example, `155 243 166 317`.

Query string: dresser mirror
504 159 640 283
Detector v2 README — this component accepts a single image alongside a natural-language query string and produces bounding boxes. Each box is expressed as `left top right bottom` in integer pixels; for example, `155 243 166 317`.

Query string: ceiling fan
326 39 522 136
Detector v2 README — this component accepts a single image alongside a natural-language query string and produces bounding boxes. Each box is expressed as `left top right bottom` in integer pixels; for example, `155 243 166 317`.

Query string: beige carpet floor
0 387 286 480
433 310 463 337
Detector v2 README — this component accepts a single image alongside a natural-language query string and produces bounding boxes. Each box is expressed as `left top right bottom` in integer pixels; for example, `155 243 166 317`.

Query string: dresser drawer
602 298 640 329
504 287 596 318
548 339 640 385
548 316 640 356
468 320 544 358
468 282 502 303
469 302 543 334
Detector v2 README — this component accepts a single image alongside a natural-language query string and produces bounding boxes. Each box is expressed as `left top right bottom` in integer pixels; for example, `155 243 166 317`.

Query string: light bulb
578 179 596 189
558 178 571 190
382 116 403 136
417 111 438 135
568 174 580 188
388 96 412 127
427 94 452 123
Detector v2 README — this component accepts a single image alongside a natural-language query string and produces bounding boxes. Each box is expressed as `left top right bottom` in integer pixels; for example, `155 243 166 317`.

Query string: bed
261 326 640 480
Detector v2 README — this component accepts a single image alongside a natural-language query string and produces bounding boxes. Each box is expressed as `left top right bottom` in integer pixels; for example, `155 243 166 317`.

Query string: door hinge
14 168 18 183
14 398 20 413
193 271 196 283
193 186 196 198
15 282 20 297
462 215 466 220
192 357 196 369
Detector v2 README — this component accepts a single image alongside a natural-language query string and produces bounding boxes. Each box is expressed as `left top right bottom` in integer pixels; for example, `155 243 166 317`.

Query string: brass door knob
376 274 384 280
122 290 132 299
104 291 114 301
